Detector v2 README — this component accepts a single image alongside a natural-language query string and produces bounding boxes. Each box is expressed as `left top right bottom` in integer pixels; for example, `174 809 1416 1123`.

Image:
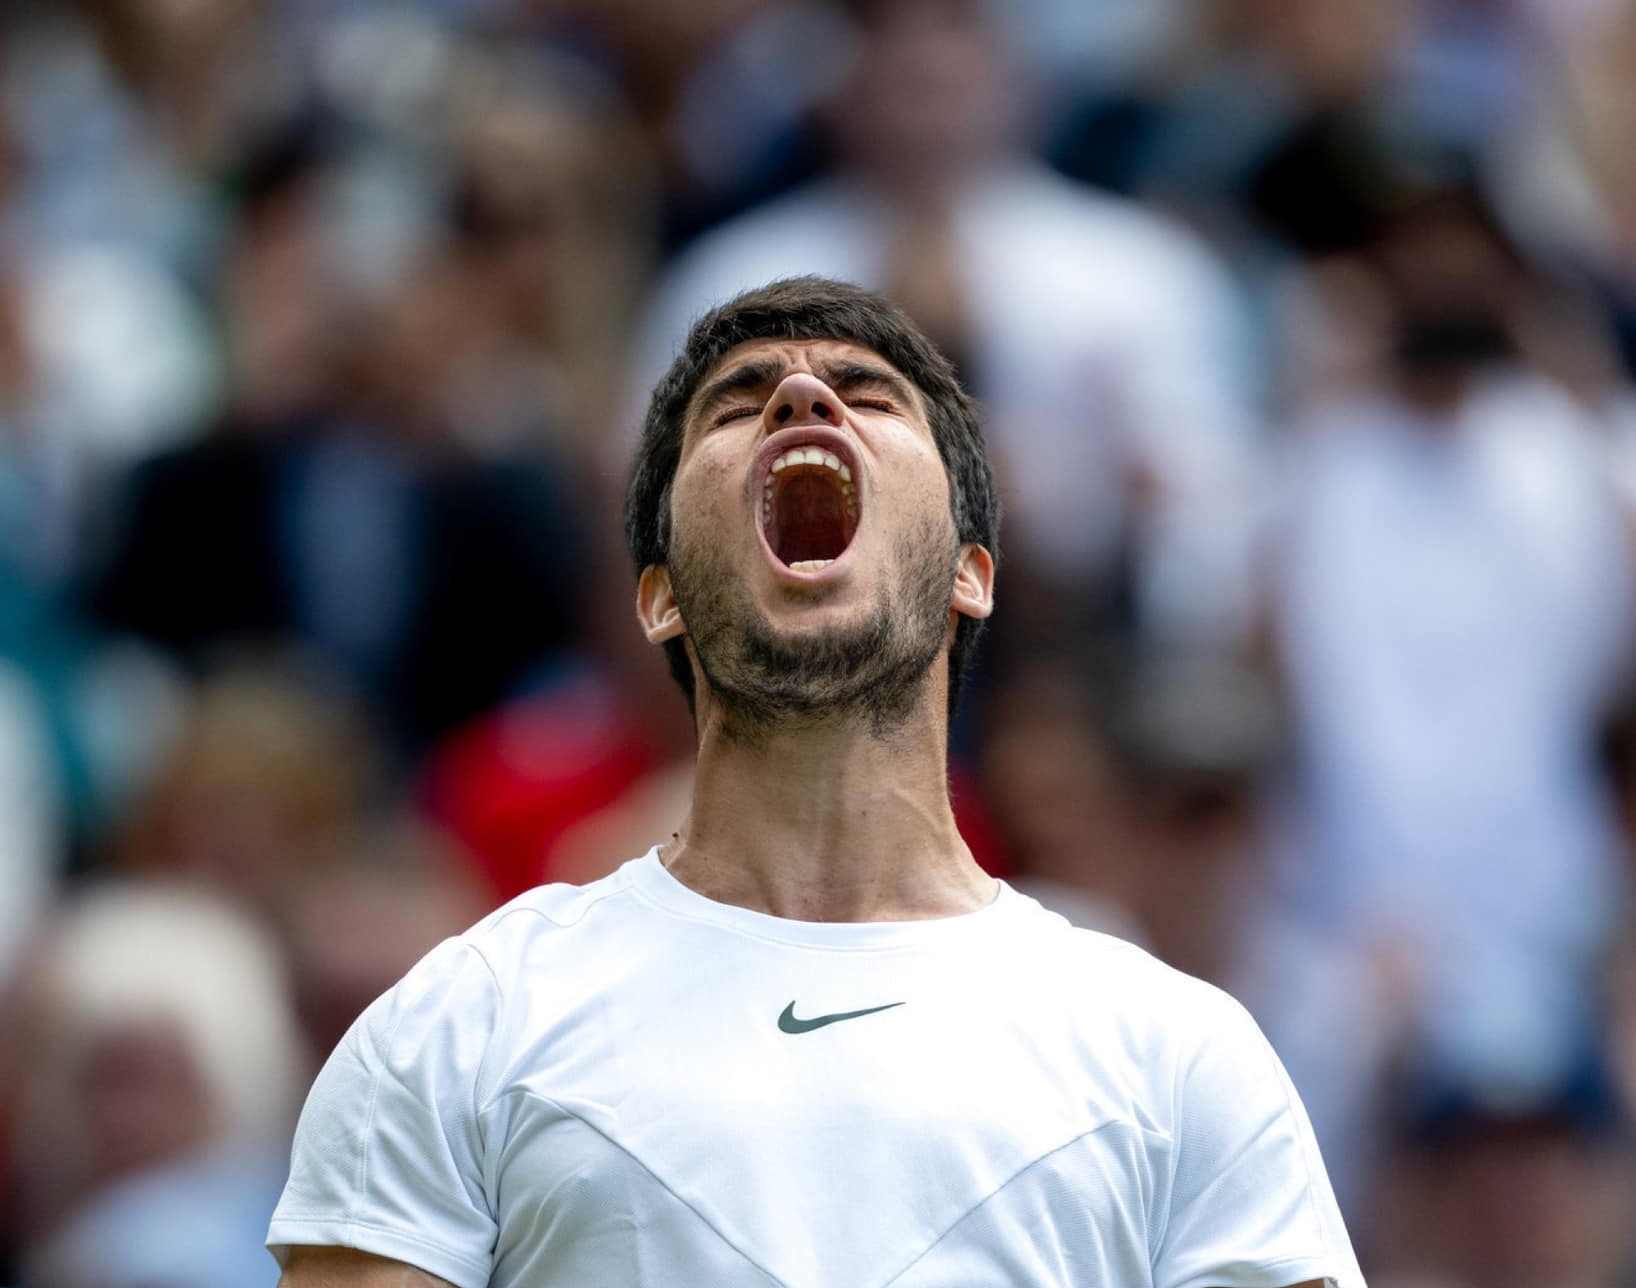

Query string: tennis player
269 277 1364 1287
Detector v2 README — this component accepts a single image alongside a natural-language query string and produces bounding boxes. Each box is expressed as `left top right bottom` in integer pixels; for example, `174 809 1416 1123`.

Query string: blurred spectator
1368 1053 1634 1288
276 816 490 1062
440 56 657 464
1050 0 1418 222
976 649 1146 938
418 664 667 903
86 152 601 753
1492 0 1636 453
1 2 247 270
0 57 220 583
1106 648 1281 987
0 659 63 979
628 0 1261 657
72 0 299 191
1256 176 1636 1213
0 127 197 882
6 882 303 1288
109 661 378 918
518 0 832 252
978 643 1281 989
1050 0 1539 225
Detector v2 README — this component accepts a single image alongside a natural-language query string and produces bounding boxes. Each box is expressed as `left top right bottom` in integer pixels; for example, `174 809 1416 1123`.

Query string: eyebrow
813 360 920 412
690 358 786 424
689 355 921 426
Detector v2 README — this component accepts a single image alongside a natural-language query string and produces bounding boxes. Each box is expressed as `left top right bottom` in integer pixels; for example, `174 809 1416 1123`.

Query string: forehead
706 336 895 378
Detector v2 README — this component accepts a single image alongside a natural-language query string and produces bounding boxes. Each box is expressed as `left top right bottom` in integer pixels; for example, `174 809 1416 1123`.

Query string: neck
661 681 995 922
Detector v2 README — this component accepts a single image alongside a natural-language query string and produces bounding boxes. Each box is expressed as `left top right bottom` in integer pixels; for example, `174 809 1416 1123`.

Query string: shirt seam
473 870 637 936
354 940 505 1230
482 1086 785 1286
463 939 506 1115
348 984 404 1234
879 1120 1130 1287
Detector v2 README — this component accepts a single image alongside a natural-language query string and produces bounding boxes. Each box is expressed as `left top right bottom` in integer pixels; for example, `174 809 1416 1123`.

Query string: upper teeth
762 445 859 527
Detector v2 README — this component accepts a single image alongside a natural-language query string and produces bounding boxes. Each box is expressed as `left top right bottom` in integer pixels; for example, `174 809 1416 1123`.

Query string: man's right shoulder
452 854 653 983
315 855 656 1125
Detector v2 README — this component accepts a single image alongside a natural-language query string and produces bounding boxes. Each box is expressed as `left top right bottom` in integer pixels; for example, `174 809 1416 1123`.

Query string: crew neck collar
625 847 1022 950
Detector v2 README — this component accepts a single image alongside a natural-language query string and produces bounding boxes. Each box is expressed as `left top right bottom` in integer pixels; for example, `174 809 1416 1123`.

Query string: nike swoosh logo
777 1001 905 1034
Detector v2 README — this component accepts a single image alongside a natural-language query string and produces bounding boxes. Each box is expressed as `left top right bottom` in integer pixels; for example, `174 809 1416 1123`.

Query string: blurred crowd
1 0 1636 1284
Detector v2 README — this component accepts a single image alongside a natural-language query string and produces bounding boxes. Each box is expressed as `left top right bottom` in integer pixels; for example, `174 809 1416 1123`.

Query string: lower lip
770 553 850 587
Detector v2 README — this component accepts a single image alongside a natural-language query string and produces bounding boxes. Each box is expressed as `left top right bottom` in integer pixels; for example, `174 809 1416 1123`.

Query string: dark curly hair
625 276 999 717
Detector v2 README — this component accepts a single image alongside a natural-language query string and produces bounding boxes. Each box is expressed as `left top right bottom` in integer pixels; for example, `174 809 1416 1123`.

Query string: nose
763 372 841 432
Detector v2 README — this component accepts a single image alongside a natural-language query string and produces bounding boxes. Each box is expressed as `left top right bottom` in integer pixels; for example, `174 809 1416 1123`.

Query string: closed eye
846 398 895 413
711 404 760 428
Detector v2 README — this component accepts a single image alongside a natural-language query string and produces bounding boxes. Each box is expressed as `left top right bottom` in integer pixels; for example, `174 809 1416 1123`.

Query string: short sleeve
1152 990 1366 1288
268 937 502 1288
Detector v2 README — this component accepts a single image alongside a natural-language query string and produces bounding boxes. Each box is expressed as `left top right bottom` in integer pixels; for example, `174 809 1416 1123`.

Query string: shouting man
269 278 1364 1287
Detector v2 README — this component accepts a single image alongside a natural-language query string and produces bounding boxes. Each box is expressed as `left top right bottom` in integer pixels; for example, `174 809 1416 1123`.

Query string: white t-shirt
269 851 1363 1288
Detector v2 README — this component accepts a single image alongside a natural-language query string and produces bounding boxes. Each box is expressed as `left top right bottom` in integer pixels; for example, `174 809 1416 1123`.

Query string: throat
669 723 995 921
766 468 858 566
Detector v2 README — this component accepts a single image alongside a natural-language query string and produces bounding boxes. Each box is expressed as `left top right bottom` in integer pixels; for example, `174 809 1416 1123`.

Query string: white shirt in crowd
627 162 1260 644
1269 371 1633 1089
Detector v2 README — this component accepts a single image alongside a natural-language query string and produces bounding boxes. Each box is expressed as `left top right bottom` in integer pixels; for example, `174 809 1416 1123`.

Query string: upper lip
752 425 860 494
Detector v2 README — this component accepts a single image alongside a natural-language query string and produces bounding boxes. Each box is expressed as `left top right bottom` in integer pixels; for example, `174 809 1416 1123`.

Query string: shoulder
308 858 656 1118
1077 924 1255 1041
1006 895 1259 1069
1023 899 1234 1009
363 858 652 1034
455 856 652 986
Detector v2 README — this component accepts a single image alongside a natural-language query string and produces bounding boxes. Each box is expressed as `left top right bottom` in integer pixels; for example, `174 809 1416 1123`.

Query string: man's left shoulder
1032 916 1259 1051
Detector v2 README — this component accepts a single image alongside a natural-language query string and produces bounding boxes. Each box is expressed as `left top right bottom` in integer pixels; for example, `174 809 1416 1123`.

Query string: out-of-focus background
1 0 1635 1283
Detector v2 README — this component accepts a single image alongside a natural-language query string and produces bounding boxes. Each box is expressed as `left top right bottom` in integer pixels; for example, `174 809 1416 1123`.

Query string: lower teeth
788 559 834 572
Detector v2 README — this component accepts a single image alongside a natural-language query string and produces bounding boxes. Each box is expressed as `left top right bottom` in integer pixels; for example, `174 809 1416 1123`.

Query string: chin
758 591 879 637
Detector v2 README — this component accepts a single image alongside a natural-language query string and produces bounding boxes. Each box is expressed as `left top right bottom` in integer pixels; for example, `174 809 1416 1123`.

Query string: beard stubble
668 513 958 741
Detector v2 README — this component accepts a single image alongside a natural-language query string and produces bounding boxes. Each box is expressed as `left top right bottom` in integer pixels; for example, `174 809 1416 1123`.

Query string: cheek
672 452 744 533
888 452 954 526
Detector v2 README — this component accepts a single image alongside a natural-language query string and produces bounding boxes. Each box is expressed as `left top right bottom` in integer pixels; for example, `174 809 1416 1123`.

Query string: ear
951 543 995 620
637 565 686 643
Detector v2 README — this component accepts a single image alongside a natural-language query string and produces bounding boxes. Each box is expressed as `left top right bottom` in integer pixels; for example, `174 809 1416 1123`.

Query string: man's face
640 337 991 736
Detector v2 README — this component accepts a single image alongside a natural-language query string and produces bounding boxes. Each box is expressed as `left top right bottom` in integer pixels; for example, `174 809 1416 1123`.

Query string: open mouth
760 444 860 573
